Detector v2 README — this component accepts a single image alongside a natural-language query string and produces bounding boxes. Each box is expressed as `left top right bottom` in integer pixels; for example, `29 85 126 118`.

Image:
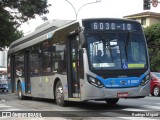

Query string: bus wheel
18 83 25 100
105 98 119 105
55 81 66 106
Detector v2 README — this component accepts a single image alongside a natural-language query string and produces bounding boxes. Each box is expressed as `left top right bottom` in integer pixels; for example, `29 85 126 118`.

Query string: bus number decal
94 22 98 29
127 24 131 30
111 23 115 30
92 22 132 30
105 23 109 30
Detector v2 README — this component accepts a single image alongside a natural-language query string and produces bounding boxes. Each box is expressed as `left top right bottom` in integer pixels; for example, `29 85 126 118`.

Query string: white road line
118 117 158 120
143 105 160 110
0 104 20 111
0 106 11 108
0 108 21 111
122 108 149 111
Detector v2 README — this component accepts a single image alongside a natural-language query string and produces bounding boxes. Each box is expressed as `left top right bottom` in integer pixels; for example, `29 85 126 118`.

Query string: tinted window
42 42 52 74
15 53 24 77
30 45 42 76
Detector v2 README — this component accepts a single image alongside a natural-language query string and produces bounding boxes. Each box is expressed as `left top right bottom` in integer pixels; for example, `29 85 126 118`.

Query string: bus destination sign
83 20 140 31
91 22 135 30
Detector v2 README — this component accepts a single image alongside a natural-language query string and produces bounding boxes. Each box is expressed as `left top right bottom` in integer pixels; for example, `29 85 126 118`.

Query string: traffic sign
152 0 158 7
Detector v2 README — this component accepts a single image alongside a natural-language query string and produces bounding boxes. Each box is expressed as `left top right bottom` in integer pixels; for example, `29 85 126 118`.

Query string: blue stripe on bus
16 81 25 92
21 81 25 92
96 74 146 88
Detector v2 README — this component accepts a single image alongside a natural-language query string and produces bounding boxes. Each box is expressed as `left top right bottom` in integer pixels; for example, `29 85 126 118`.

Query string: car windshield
152 72 160 79
86 31 147 70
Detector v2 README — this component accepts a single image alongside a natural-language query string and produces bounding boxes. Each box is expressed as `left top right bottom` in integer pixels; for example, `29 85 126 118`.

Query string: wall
0 47 9 68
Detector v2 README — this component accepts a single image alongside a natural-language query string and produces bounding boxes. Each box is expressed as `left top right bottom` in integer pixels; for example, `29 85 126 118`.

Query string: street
0 92 160 120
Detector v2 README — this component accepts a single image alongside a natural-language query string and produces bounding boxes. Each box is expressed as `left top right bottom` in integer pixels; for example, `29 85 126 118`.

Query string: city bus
8 18 150 106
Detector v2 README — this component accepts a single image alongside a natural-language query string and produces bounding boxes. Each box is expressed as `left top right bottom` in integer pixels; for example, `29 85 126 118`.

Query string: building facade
0 47 9 68
123 12 160 28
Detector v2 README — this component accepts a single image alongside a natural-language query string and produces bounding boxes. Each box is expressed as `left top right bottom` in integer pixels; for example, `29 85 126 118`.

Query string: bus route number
93 22 132 30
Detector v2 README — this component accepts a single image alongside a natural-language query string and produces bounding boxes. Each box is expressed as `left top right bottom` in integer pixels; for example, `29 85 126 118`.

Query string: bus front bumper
81 81 150 100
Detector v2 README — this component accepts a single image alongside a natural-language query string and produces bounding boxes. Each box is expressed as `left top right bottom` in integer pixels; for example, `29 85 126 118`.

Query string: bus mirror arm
79 49 84 68
80 33 85 48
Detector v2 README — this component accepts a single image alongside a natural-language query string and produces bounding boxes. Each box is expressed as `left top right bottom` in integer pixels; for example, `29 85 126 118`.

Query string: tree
144 23 160 72
0 10 23 46
0 0 50 47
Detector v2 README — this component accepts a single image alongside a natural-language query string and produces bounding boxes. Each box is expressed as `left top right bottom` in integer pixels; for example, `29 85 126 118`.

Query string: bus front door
67 35 80 98
11 55 16 93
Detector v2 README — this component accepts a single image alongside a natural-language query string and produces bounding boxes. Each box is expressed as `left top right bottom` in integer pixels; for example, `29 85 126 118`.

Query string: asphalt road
0 92 160 120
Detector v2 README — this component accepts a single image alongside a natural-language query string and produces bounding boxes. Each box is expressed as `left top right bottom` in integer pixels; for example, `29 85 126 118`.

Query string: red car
150 72 160 96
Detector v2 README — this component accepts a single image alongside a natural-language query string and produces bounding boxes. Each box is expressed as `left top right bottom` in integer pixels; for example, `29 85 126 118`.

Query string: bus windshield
85 31 147 70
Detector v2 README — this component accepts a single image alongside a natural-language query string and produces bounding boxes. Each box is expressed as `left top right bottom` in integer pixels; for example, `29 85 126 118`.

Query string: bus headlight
87 76 104 88
141 74 150 86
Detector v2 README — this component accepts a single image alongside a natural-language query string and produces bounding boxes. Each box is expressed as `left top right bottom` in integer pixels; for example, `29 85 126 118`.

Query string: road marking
0 104 20 111
118 117 156 120
122 108 149 111
0 106 11 107
0 108 20 111
143 105 160 110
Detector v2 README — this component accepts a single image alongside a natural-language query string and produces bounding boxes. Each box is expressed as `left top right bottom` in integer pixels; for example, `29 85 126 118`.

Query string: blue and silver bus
8 18 150 106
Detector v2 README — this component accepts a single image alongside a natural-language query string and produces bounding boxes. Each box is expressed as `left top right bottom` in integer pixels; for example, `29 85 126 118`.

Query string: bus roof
8 18 140 55
8 19 76 54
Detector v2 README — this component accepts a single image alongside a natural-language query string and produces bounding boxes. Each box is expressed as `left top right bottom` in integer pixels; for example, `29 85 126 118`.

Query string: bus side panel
29 74 68 100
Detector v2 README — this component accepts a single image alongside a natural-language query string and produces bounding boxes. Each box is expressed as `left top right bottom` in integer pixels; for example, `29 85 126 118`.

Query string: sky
19 0 160 35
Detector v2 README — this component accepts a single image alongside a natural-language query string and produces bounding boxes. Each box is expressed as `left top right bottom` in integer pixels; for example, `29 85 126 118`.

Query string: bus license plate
117 92 128 98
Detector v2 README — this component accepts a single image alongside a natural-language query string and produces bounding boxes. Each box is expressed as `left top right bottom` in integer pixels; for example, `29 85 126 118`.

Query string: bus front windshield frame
85 31 148 70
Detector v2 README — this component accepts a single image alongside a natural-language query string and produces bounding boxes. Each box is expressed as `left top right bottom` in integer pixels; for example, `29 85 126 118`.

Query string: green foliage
0 0 50 47
144 23 160 72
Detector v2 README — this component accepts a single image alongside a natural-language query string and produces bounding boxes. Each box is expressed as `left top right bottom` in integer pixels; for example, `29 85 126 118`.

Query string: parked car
150 72 160 96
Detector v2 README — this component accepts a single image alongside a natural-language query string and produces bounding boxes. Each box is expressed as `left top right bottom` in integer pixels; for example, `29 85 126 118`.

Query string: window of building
141 18 146 25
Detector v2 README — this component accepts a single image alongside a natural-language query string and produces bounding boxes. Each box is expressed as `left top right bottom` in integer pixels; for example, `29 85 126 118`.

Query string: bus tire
55 81 67 106
18 82 25 100
105 98 119 105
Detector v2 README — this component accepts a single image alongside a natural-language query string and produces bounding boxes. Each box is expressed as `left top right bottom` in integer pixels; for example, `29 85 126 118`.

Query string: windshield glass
152 72 160 79
86 31 147 70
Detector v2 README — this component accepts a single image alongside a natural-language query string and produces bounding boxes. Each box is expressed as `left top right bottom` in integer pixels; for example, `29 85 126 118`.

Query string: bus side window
15 53 24 77
52 41 66 73
42 42 51 74
30 45 42 76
